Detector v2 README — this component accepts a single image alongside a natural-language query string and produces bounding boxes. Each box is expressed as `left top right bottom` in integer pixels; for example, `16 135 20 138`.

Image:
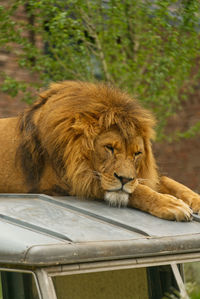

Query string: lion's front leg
159 176 200 214
129 184 192 221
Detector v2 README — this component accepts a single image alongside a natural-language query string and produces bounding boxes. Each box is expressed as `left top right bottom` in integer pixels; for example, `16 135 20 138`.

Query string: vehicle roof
0 194 200 266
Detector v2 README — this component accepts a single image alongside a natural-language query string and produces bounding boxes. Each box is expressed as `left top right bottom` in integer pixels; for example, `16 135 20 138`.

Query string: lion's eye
135 151 142 157
105 145 114 154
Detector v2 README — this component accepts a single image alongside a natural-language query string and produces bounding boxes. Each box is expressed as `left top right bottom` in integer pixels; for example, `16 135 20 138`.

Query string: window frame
1 252 200 299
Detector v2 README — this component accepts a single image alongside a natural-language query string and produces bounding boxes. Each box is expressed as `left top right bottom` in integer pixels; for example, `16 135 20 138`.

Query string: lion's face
92 127 144 206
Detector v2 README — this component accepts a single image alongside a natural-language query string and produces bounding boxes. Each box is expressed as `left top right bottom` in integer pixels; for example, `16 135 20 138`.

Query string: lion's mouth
105 187 129 193
104 178 138 194
103 179 139 207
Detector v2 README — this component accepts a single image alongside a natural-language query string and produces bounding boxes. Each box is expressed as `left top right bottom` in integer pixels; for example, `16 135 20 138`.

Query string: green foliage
184 262 200 299
176 121 200 139
0 0 200 138
162 281 199 299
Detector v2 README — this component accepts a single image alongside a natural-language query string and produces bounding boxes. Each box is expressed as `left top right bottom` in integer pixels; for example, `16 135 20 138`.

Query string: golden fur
0 81 199 220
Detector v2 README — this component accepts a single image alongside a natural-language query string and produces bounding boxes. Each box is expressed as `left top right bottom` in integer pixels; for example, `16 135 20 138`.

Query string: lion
0 81 199 221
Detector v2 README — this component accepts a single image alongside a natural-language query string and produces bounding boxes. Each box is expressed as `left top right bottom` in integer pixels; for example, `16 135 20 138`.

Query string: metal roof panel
0 194 200 266
53 197 200 237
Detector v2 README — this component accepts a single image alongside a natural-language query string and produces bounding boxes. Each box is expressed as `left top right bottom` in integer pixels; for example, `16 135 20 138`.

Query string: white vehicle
0 194 200 299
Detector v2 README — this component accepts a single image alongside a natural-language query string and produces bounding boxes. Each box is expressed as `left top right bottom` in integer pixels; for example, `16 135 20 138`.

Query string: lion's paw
178 191 200 214
151 194 192 222
189 193 200 214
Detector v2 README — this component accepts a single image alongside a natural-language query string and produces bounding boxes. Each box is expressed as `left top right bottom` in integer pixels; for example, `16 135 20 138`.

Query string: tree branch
80 9 112 82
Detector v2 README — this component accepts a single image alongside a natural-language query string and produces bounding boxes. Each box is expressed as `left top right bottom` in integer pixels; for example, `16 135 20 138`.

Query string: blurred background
0 1 200 298
0 0 200 194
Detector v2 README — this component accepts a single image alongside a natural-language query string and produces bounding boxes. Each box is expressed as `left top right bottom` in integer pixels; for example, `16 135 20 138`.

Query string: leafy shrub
0 0 200 138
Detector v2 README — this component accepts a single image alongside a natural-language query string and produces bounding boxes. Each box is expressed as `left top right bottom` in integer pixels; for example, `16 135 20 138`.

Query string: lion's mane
17 81 158 197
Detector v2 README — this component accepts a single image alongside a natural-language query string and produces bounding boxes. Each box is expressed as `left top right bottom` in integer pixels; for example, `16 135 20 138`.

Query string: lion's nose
114 173 134 185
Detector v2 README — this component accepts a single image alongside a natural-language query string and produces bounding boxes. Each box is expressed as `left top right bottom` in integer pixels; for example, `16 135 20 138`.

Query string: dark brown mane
17 96 49 192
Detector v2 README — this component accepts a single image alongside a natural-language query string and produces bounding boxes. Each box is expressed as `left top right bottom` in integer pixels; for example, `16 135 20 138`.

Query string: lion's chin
104 191 129 207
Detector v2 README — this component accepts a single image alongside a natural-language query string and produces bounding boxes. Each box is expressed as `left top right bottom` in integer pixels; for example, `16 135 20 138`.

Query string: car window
52 264 191 299
53 267 149 299
0 273 2 299
0 271 39 299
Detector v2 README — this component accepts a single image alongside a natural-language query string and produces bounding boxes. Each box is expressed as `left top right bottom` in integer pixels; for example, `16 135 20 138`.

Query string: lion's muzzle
103 177 139 207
